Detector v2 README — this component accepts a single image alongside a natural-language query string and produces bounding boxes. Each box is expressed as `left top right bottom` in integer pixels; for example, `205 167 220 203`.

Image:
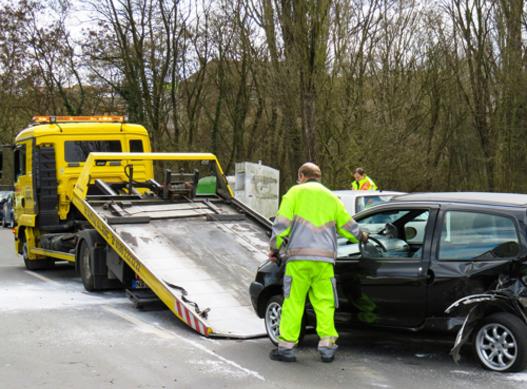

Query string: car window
355 195 394 213
358 210 410 233
439 211 519 261
358 209 430 260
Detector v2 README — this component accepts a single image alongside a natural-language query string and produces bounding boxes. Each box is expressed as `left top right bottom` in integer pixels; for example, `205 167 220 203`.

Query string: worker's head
353 167 366 181
297 162 321 184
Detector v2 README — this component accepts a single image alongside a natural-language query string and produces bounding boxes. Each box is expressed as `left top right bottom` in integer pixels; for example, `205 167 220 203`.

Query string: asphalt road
1 229 526 388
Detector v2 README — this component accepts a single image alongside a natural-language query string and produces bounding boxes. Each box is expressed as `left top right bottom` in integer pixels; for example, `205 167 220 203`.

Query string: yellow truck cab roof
16 122 149 142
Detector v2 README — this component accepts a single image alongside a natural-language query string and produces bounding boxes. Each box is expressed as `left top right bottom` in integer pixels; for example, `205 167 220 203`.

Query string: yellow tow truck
6 115 271 338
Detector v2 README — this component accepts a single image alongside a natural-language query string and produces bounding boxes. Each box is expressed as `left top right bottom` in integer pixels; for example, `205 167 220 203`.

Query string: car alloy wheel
475 323 518 371
265 296 282 345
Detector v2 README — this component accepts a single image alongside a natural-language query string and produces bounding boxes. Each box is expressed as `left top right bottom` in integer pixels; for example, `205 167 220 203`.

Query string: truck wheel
22 241 54 271
264 295 306 346
78 239 95 292
474 312 527 372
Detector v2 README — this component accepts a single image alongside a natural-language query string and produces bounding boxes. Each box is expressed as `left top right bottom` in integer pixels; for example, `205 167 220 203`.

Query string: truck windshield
65 141 122 163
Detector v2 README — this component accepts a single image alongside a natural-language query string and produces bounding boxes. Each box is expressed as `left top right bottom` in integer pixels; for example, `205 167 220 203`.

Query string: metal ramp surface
85 199 269 338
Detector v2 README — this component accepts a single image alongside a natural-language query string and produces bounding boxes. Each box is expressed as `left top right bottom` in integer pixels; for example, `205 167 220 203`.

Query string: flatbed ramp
72 152 271 338
108 212 268 337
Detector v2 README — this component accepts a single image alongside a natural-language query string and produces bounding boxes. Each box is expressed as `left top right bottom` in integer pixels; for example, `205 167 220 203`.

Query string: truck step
125 288 168 311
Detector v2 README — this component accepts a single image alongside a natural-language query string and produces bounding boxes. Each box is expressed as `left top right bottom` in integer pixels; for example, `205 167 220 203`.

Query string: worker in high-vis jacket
268 162 368 363
351 167 378 190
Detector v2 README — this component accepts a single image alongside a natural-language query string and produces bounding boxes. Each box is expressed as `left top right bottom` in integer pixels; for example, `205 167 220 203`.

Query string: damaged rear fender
446 287 527 364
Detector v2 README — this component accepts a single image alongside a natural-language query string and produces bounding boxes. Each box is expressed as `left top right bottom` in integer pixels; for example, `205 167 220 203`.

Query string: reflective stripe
318 336 338 348
274 215 292 231
270 215 292 250
341 218 360 238
278 341 296 349
287 256 335 264
286 248 335 258
294 217 336 232
330 277 339 309
283 275 292 298
284 216 338 261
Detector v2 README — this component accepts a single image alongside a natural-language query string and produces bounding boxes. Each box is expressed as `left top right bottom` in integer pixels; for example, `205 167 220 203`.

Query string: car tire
474 312 527 372
264 295 306 346
77 239 96 292
22 240 54 271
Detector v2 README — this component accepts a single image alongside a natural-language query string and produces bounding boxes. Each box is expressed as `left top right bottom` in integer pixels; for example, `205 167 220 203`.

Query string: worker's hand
359 231 369 243
268 250 278 263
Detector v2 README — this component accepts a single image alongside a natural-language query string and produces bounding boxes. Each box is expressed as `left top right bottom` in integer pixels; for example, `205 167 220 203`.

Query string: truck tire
76 230 123 292
78 239 96 292
22 240 54 271
264 295 306 346
474 312 527 372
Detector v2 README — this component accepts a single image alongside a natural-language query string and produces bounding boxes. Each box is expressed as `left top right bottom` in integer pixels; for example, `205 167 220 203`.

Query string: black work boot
319 345 338 363
318 338 338 363
269 347 297 362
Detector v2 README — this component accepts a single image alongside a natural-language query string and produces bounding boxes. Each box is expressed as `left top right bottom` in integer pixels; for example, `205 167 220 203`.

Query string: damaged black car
250 192 527 372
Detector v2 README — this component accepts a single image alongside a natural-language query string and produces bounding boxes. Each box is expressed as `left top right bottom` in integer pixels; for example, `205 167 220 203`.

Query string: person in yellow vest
268 162 368 363
351 167 378 190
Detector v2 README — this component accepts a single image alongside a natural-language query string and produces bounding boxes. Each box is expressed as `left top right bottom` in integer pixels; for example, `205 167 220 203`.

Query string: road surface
0 229 526 388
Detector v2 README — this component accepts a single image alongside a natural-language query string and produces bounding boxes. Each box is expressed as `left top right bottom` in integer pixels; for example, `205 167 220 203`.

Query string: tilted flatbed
71 152 271 337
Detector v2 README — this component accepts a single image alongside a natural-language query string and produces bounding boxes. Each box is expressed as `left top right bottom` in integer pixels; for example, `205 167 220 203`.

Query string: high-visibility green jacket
351 176 378 191
270 180 361 264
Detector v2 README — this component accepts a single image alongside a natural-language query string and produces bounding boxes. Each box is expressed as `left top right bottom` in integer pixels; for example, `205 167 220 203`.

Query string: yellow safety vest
351 176 378 191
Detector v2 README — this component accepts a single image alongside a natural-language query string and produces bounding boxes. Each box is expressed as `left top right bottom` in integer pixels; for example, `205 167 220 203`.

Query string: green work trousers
279 260 338 345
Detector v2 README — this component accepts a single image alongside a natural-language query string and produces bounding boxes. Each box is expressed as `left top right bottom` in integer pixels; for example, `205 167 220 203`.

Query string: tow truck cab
13 115 152 268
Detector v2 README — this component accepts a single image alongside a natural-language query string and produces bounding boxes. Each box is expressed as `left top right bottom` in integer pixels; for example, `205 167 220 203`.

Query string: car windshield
355 195 394 213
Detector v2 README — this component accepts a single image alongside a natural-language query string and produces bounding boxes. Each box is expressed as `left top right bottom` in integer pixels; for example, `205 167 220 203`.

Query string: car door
427 206 524 317
335 204 438 328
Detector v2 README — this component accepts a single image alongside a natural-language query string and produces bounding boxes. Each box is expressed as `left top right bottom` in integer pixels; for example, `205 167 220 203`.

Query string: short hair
298 162 321 180
354 167 365 175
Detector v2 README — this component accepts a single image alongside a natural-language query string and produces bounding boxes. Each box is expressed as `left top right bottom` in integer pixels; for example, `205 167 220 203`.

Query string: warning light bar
32 115 127 124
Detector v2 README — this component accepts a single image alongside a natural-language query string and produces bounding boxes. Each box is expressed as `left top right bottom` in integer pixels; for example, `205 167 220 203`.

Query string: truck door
336 206 437 328
14 141 35 216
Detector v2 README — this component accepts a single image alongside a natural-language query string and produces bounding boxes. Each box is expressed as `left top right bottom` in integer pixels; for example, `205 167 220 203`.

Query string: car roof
391 192 527 207
333 190 405 198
